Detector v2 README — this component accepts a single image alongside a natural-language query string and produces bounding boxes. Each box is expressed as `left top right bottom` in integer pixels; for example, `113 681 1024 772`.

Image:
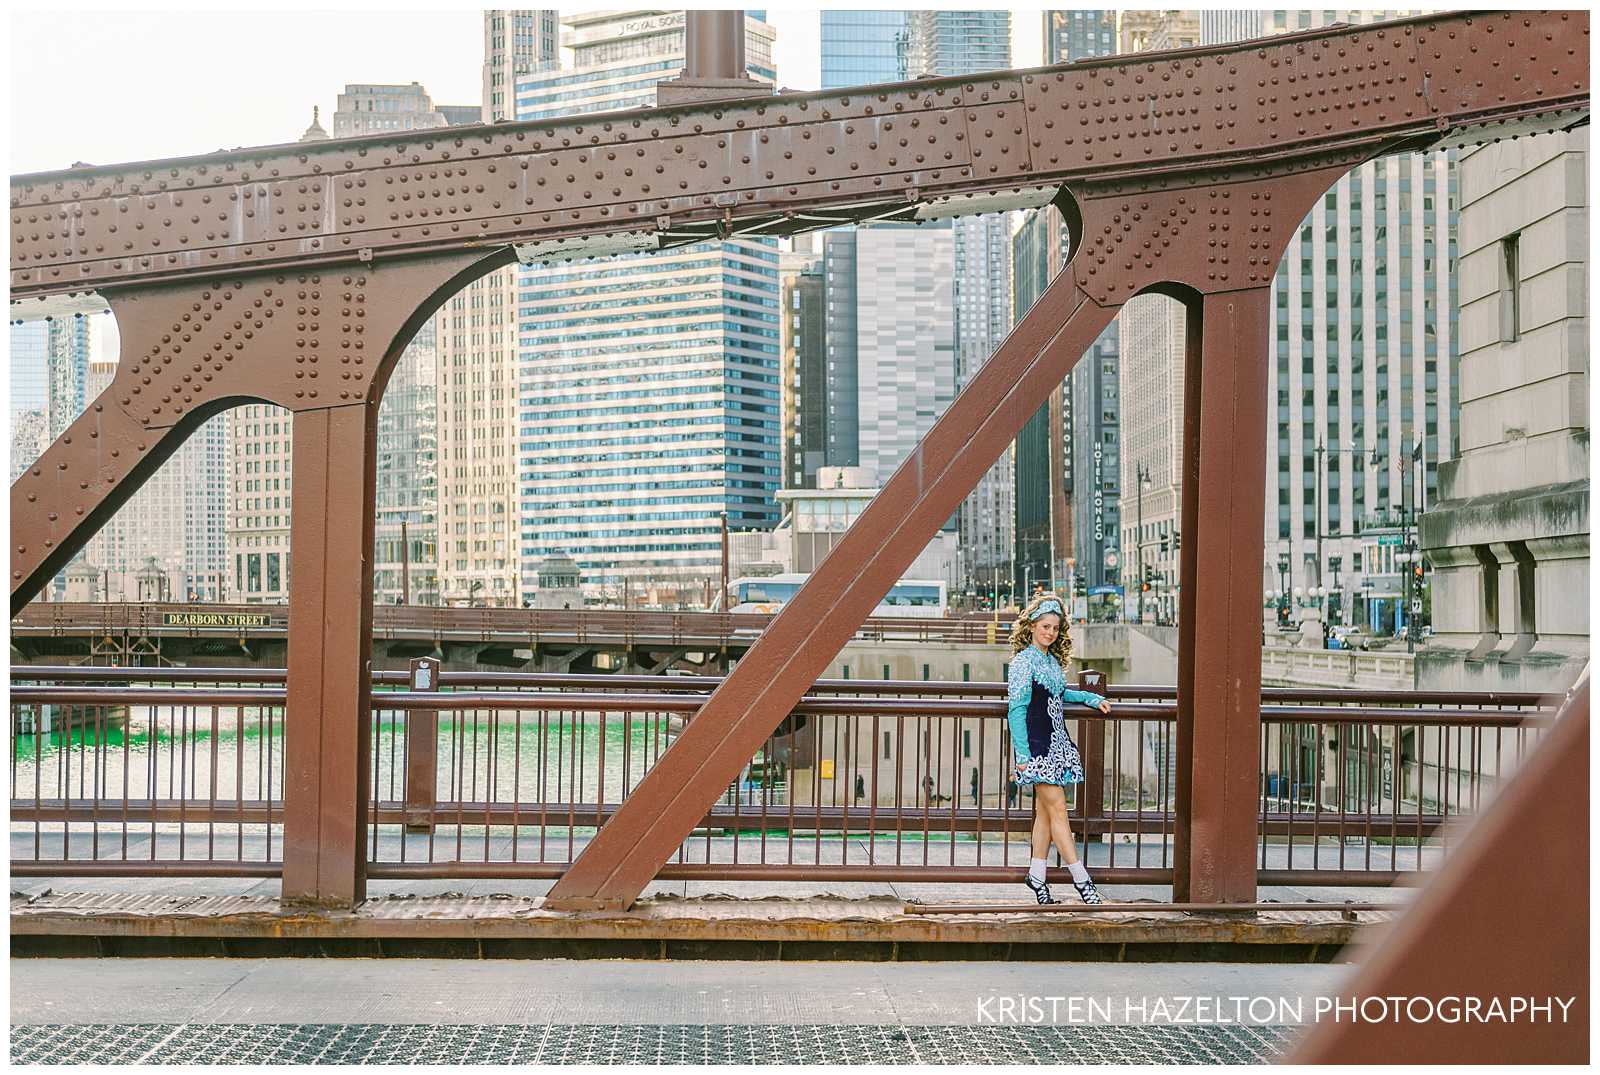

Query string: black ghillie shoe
1072 875 1104 905
1024 875 1058 905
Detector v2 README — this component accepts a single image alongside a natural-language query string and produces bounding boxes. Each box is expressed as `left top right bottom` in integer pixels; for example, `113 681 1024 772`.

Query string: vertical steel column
684 9 745 80
281 404 380 907
1173 288 1272 904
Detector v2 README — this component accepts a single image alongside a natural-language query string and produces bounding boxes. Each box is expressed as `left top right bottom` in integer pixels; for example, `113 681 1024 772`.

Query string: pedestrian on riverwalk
1007 592 1111 906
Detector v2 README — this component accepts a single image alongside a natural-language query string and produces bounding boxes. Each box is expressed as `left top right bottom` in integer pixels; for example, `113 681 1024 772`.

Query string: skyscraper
483 9 560 123
9 318 52 492
901 10 1011 78
1011 208 1065 601
9 319 48 417
1019 14 1124 609
375 317 440 605
1118 10 1199 55
1042 9 1116 63
513 12 782 605
780 238 824 490
822 224 957 485
818 10 907 88
1201 10 1460 632
423 13 561 609
902 10 1016 597
227 400 291 603
82 359 185 601
1118 294 1186 624
1198 10 1263 46
334 86 463 606
332 83 452 137
38 313 93 442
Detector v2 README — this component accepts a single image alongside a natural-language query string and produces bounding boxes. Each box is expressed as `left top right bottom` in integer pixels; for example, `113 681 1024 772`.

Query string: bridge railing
9 667 1558 886
11 602 1010 647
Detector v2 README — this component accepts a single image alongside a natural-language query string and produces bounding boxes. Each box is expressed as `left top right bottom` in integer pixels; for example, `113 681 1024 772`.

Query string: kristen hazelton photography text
7 6 1589 1069
975 994 1582 1026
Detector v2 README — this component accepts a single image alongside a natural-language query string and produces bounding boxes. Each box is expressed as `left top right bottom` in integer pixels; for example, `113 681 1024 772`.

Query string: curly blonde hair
1008 590 1072 667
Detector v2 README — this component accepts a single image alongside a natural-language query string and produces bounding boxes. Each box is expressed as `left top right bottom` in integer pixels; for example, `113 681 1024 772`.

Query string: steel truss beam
8 11 1588 908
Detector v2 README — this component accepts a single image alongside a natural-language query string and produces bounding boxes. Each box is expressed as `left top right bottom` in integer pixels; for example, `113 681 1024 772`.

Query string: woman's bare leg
1033 784 1081 865
1030 790 1051 860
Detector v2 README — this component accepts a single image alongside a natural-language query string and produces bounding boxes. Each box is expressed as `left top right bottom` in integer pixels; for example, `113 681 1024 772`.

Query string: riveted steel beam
10 251 498 614
10 13 1586 305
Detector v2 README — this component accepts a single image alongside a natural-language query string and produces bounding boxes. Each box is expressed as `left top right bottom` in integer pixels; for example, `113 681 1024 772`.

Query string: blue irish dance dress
1006 646 1105 788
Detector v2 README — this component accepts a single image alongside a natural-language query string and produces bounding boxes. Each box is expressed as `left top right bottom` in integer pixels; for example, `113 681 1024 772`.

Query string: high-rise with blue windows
901 10 1015 597
819 10 907 89
514 11 782 604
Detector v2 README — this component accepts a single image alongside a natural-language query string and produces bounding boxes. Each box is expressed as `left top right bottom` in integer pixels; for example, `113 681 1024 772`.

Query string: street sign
1377 534 1403 546
1410 599 1423 614
162 611 271 628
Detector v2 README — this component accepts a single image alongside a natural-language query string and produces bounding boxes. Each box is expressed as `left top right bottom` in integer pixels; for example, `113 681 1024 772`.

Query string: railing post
404 656 440 831
1077 668 1107 839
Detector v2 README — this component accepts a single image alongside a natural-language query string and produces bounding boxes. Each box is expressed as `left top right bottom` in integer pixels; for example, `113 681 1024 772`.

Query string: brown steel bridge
9 600 1001 670
9 11 1590 1059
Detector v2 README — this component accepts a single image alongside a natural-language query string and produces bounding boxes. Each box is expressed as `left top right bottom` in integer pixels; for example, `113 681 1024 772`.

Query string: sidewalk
11 957 1351 1063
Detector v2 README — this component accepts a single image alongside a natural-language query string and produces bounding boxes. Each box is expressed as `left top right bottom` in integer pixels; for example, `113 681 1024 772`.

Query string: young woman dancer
1007 592 1111 905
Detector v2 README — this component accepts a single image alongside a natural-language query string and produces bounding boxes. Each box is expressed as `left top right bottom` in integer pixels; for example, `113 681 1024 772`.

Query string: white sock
1067 861 1090 884
1028 858 1048 884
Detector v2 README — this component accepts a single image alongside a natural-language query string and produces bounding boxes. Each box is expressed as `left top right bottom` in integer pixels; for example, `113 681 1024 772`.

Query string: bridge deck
13 883 1390 961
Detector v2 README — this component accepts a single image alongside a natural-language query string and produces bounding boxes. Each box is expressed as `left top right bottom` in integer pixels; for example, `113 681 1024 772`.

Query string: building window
1499 234 1521 342
882 731 892 760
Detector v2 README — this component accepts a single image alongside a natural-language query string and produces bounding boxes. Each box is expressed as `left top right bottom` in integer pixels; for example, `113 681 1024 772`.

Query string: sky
9 6 1045 177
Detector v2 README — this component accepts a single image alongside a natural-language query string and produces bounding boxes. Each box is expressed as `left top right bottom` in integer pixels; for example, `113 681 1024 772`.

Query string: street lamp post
1103 548 1119 623
1135 462 1151 624
400 518 411 606
719 510 730 613
1276 553 1290 628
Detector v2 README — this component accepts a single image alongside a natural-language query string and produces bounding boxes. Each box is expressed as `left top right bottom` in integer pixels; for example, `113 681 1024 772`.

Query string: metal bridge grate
10 1022 1297 1065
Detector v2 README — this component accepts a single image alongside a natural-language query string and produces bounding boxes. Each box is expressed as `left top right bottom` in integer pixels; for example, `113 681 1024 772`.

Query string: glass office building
819 10 907 89
514 12 782 604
